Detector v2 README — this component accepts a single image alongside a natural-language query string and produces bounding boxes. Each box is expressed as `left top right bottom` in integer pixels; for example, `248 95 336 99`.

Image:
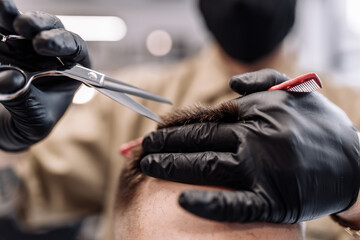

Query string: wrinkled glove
140 69 360 223
0 0 90 152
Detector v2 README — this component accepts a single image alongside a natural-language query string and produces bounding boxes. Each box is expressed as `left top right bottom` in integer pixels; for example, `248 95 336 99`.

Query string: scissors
0 33 172 122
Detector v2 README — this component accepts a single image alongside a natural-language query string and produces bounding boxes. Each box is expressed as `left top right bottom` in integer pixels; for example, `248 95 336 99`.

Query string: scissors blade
61 64 172 104
103 75 173 104
95 87 162 122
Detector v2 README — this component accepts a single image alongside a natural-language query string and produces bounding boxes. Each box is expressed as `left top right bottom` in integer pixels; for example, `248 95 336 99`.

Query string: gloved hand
0 0 90 152
140 69 360 223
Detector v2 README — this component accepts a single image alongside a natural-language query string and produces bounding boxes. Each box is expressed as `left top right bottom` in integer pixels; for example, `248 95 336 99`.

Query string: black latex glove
140 69 360 223
0 0 90 152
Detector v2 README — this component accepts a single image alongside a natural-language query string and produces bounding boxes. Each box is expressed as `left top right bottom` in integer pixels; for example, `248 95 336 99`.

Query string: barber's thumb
0 70 25 94
178 190 270 222
229 68 290 95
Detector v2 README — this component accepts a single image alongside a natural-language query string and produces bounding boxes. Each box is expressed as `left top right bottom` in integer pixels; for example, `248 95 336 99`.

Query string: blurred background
14 0 360 87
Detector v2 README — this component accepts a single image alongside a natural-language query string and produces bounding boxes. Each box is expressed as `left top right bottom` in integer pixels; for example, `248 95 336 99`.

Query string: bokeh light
58 15 127 41
146 30 173 56
73 85 96 104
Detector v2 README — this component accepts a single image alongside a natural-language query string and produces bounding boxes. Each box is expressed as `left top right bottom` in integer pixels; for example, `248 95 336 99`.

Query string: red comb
268 73 322 92
119 138 143 158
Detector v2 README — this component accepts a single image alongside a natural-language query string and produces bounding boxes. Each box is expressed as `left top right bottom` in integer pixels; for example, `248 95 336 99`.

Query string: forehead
114 177 304 240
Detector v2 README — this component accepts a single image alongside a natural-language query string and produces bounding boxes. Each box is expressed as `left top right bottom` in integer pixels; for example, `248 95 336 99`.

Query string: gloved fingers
1 82 62 130
0 84 56 151
0 79 78 152
33 28 90 67
142 122 243 154
140 152 253 187
0 0 19 33
13 11 64 39
178 189 270 222
229 68 290 95
0 69 25 94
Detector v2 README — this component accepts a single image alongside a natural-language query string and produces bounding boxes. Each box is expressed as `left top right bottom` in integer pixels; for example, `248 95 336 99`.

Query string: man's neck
219 45 290 76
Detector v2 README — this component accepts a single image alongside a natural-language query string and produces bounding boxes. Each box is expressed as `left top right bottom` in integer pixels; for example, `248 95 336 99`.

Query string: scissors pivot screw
88 72 98 80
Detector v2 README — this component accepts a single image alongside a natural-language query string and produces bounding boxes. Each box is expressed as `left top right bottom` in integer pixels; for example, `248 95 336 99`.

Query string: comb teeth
287 79 321 92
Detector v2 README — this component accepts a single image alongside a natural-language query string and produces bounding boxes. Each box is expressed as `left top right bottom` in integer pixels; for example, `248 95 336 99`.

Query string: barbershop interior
0 0 360 239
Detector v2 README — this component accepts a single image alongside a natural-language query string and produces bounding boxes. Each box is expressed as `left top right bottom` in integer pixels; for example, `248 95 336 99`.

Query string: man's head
199 0 297 63
114 101 305 240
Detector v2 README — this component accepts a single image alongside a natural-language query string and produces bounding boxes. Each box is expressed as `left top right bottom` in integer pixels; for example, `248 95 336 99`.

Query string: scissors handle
0 65 30 101
0 64 106 101
0 65 67 101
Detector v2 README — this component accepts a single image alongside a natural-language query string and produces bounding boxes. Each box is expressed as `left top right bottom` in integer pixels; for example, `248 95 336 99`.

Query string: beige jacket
14 45 360 240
